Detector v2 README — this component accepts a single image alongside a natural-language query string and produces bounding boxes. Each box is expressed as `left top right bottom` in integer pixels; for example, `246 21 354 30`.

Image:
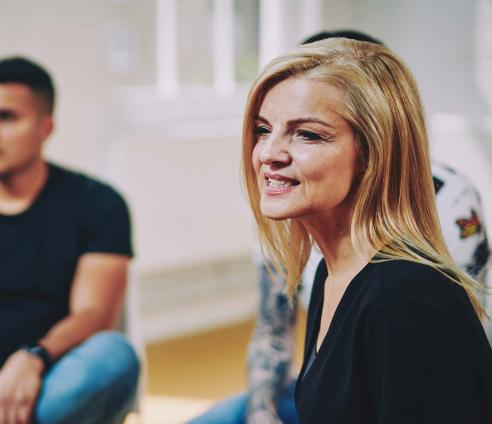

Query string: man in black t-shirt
0 57 139 423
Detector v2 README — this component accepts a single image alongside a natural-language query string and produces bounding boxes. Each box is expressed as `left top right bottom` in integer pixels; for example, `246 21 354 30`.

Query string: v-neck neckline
308 258 374 370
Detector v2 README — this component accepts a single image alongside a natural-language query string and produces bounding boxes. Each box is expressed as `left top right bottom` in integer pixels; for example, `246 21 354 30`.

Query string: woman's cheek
252 144 262 173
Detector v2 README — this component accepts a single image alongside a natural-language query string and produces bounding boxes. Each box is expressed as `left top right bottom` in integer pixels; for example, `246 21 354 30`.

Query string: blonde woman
242 38 492 423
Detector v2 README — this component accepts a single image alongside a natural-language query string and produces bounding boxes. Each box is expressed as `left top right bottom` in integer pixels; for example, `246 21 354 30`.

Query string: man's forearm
39 253 128 361
39 308 115 360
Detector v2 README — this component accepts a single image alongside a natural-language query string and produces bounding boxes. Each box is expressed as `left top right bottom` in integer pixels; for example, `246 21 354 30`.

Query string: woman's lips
263 174 299 195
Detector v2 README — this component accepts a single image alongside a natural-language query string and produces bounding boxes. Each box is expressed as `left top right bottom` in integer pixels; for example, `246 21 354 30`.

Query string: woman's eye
297 130 324 141
0 111 15 121
255 126 271 137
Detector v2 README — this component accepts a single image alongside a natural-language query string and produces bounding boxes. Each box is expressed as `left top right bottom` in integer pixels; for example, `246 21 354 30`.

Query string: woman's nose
259 134 291 166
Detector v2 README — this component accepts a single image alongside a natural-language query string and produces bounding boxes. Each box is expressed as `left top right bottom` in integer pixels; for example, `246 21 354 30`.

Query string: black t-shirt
295 259 492 424
0 163 133 365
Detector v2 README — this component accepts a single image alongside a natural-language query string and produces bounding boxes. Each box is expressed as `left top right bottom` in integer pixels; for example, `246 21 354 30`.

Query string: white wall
0 0 116 174
107 92 254 270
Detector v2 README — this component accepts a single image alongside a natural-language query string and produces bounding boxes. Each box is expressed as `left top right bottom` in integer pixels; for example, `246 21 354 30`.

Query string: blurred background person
189 30 490 424
0 57 139 424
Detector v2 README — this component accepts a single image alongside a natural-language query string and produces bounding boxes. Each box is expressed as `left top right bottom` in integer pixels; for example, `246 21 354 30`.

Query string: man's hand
0 349 43 424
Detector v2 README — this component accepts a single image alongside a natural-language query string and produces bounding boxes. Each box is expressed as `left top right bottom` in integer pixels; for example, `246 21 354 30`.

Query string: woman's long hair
241 38 485 318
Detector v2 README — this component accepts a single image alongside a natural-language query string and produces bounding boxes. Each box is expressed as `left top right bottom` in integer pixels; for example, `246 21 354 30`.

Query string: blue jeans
34 331 140 424
188 380 300 424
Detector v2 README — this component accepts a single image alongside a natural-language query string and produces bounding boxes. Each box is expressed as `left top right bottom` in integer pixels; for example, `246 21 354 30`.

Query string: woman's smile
263 172 300 194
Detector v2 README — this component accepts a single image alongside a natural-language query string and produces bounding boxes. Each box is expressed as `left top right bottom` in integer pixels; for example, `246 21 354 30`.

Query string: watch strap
21 344 53 371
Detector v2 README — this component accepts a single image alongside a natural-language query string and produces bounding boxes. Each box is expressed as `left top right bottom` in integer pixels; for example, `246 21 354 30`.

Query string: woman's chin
260 204 299 221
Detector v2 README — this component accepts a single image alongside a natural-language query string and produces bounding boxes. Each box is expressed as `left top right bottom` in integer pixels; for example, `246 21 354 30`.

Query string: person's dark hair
0 56 55 114
301 30 384 46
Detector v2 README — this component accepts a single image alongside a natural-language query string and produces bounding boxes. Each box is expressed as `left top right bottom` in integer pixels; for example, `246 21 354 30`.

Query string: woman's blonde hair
241 37 485 318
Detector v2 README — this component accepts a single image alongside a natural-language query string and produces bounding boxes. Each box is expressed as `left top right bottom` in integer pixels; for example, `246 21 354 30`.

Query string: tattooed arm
246 264 297 423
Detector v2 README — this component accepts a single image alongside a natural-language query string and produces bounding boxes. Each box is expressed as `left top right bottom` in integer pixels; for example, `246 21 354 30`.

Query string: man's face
0 83 53 178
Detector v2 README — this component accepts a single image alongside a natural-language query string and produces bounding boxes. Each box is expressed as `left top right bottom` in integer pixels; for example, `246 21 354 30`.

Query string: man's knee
78 330 140 388
85 331 139 366
36 331 140 424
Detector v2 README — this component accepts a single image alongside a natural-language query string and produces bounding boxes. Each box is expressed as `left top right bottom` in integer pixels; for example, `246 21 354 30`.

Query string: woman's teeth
267 178 295 187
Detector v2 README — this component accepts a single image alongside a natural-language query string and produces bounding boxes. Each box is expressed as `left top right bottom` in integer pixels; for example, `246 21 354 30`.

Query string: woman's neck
302 212 371 277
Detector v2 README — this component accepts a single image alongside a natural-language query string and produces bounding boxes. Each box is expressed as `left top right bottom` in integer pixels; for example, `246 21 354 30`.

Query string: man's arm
40 253 129 358
246 264 297 423
0 252 129 424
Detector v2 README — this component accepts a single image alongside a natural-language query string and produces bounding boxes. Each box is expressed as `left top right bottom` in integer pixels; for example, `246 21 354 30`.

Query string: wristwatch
21 344 53 371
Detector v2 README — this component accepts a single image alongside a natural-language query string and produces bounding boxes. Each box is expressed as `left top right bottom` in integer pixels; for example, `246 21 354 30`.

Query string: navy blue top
0 163 133 365
295 259 492 424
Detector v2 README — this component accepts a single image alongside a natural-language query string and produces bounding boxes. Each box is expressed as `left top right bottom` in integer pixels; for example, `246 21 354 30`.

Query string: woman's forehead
258 77 348 127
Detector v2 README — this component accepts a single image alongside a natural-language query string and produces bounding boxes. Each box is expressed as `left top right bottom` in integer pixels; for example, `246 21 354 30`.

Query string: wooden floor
138 309 307 423
146 318 254 399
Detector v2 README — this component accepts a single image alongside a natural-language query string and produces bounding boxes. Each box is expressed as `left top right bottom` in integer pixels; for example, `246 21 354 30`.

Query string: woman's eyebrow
287 117 335 129
254 115 335 129
253 115 269 124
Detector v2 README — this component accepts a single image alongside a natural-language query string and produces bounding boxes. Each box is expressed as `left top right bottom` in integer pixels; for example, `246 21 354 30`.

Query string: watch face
29 346 43 355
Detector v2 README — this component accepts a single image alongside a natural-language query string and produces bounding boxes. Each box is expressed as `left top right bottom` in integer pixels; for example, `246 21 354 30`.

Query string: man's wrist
21 344 53 372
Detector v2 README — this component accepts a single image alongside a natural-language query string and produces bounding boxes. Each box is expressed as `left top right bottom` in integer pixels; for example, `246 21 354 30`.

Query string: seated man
190 30 490 424
0 57 139 424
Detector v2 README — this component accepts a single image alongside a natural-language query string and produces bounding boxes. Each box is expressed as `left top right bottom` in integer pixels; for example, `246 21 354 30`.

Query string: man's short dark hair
301 30 384 46
0 56 55 114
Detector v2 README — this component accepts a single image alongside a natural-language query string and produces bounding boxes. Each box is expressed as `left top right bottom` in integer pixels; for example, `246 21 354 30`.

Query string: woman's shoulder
365 259 471 323
379 259 460 299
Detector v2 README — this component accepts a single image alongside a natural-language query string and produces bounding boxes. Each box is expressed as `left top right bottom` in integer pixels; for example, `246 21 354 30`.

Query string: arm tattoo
246 264 297 420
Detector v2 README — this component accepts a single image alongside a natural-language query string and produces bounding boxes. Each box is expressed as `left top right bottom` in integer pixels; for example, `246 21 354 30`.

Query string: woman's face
252 76 360 223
